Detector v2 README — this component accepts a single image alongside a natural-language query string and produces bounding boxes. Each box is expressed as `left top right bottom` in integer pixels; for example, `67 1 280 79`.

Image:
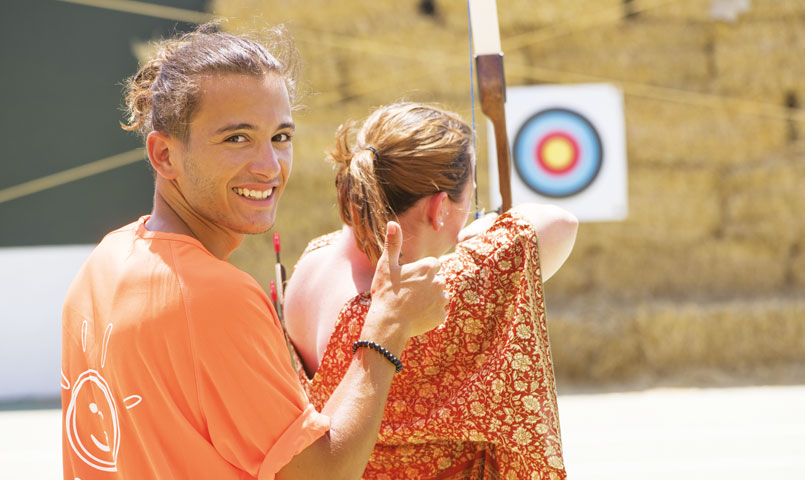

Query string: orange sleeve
181 259 329 477
258 404 330 479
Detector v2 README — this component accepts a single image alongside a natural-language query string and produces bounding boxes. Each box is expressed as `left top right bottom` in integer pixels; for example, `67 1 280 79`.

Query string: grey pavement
2 385 803 478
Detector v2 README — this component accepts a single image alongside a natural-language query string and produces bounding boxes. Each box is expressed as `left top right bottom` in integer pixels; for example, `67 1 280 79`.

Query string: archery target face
514 108 602 198
488 84 628 221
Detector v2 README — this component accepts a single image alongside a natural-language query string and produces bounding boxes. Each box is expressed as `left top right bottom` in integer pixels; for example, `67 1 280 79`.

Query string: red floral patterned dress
293 213 566 479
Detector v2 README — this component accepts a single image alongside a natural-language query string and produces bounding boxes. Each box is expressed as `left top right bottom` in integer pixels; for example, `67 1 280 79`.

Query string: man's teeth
233 187 273 200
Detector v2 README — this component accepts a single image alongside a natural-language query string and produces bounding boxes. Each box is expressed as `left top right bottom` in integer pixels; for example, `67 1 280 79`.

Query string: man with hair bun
61 25 447 479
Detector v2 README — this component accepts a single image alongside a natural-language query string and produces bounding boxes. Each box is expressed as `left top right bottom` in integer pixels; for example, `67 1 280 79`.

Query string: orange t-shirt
61 216 329 479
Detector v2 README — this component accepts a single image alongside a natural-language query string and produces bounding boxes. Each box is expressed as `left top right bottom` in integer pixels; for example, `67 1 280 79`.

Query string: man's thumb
381 221 402 268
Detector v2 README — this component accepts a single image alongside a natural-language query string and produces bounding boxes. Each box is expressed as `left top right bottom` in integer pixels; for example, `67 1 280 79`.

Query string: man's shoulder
167 244 271 322
174 251 277 349
78 222 264 304
73 220 272 325
172 245 262 296
100 219 258 293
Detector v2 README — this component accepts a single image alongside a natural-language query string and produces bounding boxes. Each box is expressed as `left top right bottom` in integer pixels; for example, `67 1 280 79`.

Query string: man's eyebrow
214 123 256 135
213 122 296 135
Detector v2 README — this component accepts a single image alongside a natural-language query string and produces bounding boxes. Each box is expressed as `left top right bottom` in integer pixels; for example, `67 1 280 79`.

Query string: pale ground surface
558 385 805 479
1 385 803 479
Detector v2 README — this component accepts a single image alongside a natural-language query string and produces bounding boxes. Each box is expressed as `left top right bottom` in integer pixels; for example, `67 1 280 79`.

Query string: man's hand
366 221 448 346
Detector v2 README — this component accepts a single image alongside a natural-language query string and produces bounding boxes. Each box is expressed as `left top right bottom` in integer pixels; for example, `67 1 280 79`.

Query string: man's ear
146 131 180 179
425 191 448 231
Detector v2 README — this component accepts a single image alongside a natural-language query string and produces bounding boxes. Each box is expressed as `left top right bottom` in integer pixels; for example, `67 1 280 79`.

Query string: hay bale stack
211 0 805 386
548 294 805 388
517 22 713 90
624 96 787 166
714 20 805 104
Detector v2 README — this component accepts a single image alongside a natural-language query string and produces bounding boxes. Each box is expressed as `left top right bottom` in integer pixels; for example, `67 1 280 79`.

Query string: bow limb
469 0 512 212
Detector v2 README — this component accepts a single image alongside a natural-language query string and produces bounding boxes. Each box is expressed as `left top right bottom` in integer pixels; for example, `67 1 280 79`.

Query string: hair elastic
364 146 379 161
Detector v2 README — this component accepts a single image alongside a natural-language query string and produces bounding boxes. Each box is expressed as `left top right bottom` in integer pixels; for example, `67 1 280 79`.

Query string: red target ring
535 131 580 175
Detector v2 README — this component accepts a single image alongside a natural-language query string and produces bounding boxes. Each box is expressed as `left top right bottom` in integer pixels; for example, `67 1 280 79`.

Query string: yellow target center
541 137 575 171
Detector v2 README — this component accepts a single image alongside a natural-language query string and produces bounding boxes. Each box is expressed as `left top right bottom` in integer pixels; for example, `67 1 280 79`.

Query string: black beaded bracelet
351 340 403 373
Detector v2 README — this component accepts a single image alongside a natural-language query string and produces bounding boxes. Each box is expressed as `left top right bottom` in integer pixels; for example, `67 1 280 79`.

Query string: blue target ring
513 108 603 198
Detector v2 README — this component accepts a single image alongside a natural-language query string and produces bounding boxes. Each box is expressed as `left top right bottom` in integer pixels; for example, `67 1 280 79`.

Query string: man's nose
252 142 282 178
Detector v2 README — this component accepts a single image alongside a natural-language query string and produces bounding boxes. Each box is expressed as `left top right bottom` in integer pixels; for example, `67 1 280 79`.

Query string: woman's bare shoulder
299 230 342 259
285 234 367 373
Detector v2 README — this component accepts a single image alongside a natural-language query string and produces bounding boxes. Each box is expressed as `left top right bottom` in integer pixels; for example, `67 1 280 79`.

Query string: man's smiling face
173 72 294 235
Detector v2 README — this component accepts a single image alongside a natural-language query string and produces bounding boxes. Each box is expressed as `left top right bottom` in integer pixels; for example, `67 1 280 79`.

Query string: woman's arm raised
458 204 578 282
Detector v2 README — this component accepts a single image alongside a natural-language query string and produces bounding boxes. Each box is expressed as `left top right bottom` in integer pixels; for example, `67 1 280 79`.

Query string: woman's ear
146 131 181 180
425 191 448 231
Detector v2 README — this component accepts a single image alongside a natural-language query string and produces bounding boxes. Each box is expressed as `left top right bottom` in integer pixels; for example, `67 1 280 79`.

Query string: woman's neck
396 213 430 264
340 225 377 293
340 218 430 290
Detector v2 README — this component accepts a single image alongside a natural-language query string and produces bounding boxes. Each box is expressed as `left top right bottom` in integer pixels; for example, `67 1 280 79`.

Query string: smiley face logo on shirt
62 322 142 472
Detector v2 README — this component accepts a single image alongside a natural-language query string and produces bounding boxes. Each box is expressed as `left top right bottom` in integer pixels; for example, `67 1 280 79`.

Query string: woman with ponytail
285 102 578 478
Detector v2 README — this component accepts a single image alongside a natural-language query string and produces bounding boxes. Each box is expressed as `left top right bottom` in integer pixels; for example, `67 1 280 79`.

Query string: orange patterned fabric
295 213 566 479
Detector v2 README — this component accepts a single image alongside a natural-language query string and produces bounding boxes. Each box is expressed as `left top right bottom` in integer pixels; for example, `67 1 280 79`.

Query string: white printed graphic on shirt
62 322 142 472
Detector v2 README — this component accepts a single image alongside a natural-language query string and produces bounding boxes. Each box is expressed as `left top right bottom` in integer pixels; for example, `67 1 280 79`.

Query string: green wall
0 0 207 246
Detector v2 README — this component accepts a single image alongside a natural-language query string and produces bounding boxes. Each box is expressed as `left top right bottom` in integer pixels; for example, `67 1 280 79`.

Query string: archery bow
468 0 512 213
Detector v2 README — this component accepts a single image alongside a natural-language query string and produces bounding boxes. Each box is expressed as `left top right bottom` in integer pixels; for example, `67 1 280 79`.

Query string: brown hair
330 102 473 263
122 23 298 141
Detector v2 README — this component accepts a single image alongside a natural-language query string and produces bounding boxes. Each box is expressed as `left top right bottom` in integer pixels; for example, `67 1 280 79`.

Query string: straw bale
665 239 786 295
545 18 711 51
738 0 805 20
214 0 630 35
636 0 711 22
217 0 441 33
723 152 802 192
712 20 805 102
624 95 787 166
548 294 805 385
544 164 721 253
721 152 805 247
298 37 468 108
791 237 805 288
512 22 711 90
722 189 804 246
696 238 789 295
546 301 643 382
640 0 805 22
499 0 622 30
624 165 721 242
545 159 798 299
518 48 711 92
635 296 805 371
217 0 473 110
550 232 789 300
